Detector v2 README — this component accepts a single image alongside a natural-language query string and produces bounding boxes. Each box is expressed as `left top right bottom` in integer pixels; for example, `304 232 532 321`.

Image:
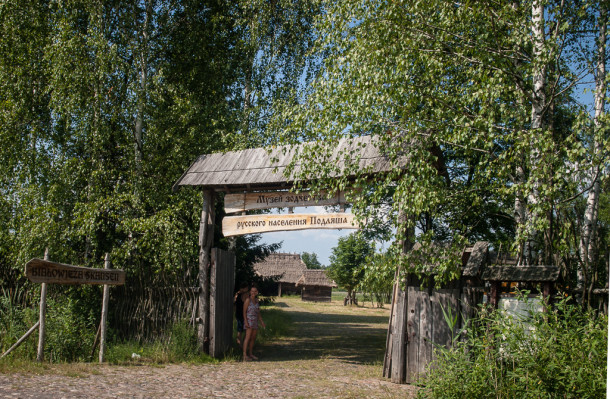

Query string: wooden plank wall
385 283 461 384
301 286 332 302
405 287 460 383
209 248 236 358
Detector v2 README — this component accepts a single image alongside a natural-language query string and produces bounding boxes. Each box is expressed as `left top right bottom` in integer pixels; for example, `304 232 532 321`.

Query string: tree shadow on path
261 300 389 365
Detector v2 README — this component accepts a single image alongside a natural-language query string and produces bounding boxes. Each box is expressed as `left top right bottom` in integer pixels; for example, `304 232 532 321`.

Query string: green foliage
0 0 319 345
301 251 324 269
418 296 608 398
358 251 394 307
0 293 96 362
327 233 374 303
269 0 609 289
44 296 97 362
0 294 38 359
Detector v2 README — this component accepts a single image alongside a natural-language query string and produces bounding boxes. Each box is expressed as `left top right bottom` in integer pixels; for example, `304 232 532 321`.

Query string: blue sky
257 206 353 266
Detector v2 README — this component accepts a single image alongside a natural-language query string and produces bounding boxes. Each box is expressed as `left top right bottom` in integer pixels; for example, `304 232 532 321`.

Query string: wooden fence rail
109 286 200 341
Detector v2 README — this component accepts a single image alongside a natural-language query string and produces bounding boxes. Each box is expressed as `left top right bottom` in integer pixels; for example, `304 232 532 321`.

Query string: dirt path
0 298 418 398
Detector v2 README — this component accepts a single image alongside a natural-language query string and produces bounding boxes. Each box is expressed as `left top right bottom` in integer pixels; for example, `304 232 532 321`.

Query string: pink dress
246 301 259 329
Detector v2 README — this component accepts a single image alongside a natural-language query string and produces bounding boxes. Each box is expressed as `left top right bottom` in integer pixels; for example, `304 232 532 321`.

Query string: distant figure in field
234 282 249 347
243 286 265 361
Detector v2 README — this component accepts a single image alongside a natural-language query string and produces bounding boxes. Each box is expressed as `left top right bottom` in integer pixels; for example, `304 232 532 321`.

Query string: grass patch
105 320 217 365
258 307 294 344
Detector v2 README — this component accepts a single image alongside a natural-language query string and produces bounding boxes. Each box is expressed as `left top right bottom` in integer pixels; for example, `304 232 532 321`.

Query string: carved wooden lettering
224 191 346 214
222 213 359 237
25 259 126 285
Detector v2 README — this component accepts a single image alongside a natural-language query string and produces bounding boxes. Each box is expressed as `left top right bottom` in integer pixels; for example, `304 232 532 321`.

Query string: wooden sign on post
222 212 360 237
224 190 346 214
25 259 125 285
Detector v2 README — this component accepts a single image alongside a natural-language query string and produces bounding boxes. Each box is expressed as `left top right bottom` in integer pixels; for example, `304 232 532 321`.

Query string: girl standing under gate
243 286 265 361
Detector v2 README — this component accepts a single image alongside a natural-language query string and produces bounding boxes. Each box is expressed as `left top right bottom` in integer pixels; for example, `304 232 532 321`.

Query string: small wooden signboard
25 258 125 286
222 212 360 237
224 190 346 214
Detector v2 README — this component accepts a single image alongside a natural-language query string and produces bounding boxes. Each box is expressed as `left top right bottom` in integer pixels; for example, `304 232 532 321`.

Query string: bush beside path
0 297 417 398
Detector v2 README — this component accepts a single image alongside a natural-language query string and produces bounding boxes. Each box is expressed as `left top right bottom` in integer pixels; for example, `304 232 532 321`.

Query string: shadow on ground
260 302 389 365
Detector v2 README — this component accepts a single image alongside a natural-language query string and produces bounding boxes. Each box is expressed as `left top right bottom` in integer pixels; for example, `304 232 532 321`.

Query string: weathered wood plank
463 241 488 277
224 191 346 214
174 135 408 191
99 253 111 363
209 248 236 358
418 289 432 379
25 258 125 285
383 271 400 378
198 190 215 353
391 289 407 384
222 213 359 237
482 265 559 282
406 286 420 384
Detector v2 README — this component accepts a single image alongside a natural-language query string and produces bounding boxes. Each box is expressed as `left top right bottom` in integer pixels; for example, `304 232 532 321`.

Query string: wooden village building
295 269 337 302
253 253 307 296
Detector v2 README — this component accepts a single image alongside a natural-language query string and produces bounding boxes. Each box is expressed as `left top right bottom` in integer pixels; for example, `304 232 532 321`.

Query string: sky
257 206 353 266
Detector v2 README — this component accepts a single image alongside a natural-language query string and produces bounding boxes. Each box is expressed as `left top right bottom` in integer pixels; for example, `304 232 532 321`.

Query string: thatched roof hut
295 270 337 288
253 253 307 296
296 270 337 302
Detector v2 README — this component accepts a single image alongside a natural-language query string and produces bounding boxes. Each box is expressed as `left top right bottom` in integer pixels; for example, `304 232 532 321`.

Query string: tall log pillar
385 211 415 384
198 189 215 353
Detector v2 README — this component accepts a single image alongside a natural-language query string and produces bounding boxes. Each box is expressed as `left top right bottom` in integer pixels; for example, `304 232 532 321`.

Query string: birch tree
578 2 608 300
271 0 608 286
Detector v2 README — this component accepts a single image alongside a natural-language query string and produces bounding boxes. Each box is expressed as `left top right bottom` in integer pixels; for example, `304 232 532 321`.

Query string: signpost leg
36 248 49 362
99 253 110 363
2 321 41 359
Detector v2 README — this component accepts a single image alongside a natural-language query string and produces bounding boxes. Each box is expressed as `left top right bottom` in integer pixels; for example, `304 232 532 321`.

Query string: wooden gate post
198 189 215 353
36 248 50 362
99 253 110 363
385 212 415 383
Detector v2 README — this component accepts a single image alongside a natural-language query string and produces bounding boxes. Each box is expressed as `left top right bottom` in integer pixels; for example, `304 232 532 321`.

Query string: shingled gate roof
253 253 307 284
173 135 398 192
295 270 337 288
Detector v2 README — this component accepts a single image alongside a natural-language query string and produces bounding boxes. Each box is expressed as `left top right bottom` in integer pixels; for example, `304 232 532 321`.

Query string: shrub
0 294 96 362
44 296 97 362
418 295 607 399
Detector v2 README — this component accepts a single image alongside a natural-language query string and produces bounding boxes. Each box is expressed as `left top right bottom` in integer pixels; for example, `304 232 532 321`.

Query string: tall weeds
418 295 607 398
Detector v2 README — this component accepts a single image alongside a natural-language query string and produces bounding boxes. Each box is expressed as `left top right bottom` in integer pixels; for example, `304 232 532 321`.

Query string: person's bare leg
243 329 253 361
248 329 258 359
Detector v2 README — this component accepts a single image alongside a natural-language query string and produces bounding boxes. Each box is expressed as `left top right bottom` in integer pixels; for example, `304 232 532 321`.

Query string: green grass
331 289 383 307
105 320 218 365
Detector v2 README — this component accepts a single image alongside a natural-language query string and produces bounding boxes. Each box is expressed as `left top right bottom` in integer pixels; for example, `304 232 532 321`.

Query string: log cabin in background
253 253 307 296
296 270 337 302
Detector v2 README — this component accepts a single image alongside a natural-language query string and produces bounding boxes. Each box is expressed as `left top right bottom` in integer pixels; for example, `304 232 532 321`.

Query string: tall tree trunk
523 0 547 265
579 5 607 291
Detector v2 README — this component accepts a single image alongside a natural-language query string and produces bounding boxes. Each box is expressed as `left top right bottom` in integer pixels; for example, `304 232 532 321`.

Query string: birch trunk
579 5 607 289
523 0 547 265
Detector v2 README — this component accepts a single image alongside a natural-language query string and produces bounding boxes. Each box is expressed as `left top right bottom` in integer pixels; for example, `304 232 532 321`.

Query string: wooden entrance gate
386 285 462 384
209 248 235 358
174 136 394 358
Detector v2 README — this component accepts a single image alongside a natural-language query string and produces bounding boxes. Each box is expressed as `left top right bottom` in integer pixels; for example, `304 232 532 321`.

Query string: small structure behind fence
383 241 564 384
